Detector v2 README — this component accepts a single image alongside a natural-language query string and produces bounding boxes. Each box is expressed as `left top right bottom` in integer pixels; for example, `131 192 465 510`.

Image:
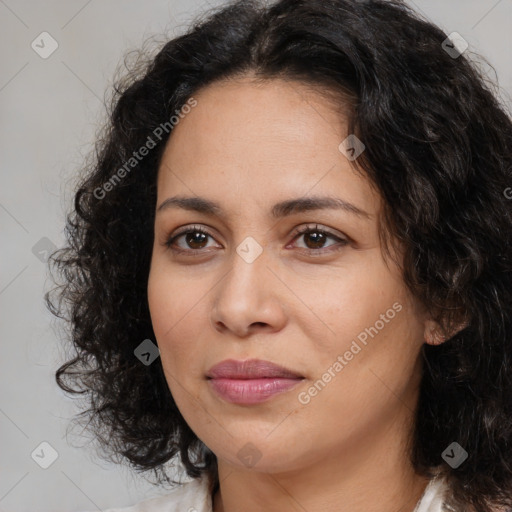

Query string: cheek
147 264 209 374
148 257 195 335
146 255 229 431
306 261 408 351
304 268 425 407
147 267 173 339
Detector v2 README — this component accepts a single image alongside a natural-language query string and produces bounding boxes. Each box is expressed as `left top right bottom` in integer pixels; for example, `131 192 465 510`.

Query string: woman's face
147 77 430 473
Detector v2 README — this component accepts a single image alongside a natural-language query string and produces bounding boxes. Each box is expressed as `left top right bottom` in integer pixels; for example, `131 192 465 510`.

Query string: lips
206 358 303 379
206 359 304 405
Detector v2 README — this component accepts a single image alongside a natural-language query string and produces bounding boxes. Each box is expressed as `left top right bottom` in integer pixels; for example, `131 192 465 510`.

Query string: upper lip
206 359 303 379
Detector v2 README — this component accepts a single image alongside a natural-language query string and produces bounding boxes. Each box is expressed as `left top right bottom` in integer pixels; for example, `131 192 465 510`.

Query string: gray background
1 1 510 511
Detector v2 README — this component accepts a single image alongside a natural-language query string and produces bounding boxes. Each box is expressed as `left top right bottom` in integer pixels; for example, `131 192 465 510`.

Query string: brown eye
291 224 348 254
164 226 218 253
302 230 328 249
183 231 209 250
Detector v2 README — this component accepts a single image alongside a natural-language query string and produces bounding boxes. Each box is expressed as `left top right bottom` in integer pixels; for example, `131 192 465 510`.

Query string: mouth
206 359 305 405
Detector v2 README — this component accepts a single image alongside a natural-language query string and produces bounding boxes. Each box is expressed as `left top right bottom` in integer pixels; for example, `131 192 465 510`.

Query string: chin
211 432 310 473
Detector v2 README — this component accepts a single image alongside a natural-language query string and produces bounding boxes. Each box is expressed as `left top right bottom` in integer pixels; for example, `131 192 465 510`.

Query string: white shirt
86 473 451 512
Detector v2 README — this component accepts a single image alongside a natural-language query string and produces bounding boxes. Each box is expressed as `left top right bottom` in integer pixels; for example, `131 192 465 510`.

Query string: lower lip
208 377 303 404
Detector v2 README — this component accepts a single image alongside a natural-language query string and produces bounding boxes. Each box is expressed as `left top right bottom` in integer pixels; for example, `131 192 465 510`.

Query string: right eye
163 225 220 255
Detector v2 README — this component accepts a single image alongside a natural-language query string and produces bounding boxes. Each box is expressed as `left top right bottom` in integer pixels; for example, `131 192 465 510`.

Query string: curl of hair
46 0 512 509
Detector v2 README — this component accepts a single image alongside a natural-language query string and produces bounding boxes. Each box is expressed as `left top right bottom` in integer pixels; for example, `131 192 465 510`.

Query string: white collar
180 473 450 512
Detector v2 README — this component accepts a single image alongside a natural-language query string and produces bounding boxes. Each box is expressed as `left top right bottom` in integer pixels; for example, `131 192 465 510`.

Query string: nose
210 248 287 338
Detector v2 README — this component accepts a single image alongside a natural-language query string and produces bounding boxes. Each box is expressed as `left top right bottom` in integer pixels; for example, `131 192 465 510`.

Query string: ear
423 317 469 346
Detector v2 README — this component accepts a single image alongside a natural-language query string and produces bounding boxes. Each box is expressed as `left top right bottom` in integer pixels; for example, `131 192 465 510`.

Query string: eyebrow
156 195 372 220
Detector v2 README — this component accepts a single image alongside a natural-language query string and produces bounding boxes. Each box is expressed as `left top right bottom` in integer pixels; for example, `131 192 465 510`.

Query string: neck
212 412 430 512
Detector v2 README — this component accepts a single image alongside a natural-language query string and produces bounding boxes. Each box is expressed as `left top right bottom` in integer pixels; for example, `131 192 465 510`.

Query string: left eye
291 225 348 252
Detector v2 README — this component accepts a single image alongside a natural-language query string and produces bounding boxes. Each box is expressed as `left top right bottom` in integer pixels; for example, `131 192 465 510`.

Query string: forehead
162 76 348 164
156 77 379 217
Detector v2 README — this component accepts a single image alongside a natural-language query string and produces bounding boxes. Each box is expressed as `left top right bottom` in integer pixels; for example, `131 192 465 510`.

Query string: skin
147 76 442 512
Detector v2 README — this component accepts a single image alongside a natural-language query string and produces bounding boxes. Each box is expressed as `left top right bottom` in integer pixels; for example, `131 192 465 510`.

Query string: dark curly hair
46 0 512 510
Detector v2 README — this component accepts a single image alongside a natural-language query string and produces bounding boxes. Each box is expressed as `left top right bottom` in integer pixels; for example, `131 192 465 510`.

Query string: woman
47 0 512 511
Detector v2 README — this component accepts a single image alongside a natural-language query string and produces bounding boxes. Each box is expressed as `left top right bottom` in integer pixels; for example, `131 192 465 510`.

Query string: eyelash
163 224 349 256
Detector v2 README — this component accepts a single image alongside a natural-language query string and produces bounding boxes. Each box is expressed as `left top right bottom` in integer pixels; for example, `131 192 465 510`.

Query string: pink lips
206 359 304 405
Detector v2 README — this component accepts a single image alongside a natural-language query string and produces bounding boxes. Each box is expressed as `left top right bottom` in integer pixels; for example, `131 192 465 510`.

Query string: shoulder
87 474 212 512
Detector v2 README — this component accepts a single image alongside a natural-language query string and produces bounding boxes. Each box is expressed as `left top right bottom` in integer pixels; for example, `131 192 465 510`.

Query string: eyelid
289 223 346 242
163 224 219 248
